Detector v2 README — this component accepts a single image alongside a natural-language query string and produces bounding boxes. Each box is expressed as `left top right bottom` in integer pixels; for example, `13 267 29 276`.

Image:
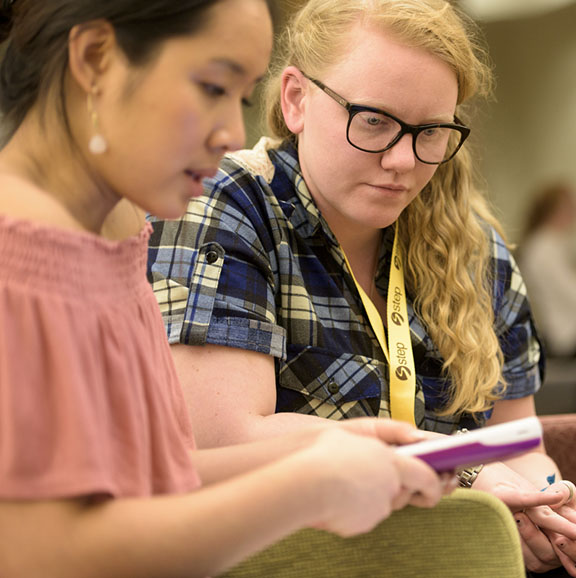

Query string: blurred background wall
459 0 576 413
462 0 576 243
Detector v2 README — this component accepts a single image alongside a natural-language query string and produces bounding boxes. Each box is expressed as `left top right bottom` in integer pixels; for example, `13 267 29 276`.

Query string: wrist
454 428 484 488
457 464 484 488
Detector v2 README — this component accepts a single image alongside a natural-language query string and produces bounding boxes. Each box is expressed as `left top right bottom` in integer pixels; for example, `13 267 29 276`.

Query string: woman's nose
379 133 417 172
209 107 246 155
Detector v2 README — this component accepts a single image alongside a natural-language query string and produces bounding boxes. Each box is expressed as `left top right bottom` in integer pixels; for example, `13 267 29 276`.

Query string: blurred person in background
518 182 576 359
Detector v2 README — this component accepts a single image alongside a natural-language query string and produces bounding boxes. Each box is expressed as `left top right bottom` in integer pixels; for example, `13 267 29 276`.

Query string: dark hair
521 182 575 240
0 0 272 140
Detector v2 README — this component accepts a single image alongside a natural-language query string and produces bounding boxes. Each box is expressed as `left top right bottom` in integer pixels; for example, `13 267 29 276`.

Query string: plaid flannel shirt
147 138 543 433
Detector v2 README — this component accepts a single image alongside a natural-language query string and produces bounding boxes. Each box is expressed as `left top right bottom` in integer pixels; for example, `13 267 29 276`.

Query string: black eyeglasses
304 74 470 165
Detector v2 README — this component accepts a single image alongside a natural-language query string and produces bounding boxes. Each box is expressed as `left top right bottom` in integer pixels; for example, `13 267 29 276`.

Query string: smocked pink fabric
0 216 201 499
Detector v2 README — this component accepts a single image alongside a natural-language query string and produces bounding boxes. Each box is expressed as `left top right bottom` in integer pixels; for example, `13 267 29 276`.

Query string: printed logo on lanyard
342 225 416 424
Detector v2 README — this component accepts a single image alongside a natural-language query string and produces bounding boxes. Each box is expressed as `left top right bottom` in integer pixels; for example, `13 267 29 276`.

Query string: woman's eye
200 83 253 108
421 127 442 140
200 83 226 98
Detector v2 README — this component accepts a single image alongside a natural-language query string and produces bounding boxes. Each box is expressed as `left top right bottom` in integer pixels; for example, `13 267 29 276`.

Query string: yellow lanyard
342 226 416 425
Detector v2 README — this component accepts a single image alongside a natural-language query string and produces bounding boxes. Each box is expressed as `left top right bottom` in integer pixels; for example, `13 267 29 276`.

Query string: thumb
371 419 429 446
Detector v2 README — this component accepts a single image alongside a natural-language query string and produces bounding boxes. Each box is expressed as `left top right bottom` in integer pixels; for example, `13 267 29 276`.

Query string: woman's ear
280 66 309 135
67 20 117 92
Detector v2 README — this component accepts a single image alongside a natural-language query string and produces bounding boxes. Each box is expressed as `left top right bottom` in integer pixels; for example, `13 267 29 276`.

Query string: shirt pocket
277 344 385 414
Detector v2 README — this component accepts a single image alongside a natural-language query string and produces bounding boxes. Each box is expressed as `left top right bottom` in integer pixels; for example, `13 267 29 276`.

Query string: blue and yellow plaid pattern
147 138 543 434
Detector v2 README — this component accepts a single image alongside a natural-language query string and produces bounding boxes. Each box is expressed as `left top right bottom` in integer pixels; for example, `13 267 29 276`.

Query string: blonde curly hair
263 0 506 416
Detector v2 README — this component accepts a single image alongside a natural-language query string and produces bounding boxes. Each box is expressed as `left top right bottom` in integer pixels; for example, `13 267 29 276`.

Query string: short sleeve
0 218 201 499
147 157 286 358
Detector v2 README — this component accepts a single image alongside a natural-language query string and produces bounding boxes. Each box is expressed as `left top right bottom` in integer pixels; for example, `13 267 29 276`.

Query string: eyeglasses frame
303 74 471 165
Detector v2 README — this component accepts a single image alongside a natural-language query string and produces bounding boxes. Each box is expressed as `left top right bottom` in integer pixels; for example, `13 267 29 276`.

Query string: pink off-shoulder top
0 216 201 499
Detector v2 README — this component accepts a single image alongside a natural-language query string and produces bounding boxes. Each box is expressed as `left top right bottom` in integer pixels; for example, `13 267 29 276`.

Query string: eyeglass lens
349 110 462 164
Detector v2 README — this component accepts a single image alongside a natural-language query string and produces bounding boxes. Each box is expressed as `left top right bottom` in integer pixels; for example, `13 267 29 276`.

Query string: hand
302 428 445 538
337 416 436 445
337 419 456 500
474 463 576 574
541 481 576 577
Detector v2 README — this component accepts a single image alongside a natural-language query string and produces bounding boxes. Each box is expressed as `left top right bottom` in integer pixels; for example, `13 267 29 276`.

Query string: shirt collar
270 141 338 244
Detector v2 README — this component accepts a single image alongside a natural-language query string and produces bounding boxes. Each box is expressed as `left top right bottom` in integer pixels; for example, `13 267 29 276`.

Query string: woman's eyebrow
210 58 246 76
209 58 267 84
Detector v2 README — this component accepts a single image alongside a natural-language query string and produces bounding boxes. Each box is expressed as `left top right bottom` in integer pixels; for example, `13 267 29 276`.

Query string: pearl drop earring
87 87 108 155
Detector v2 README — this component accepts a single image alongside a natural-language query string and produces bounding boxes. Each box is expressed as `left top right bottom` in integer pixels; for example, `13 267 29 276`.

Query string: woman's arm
0 428 444 578
190 416 431 484
487 396 561 486
480 396 570 517
173 342 335 448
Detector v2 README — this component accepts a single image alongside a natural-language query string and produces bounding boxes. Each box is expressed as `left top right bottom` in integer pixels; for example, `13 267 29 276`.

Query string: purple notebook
396 417 542 472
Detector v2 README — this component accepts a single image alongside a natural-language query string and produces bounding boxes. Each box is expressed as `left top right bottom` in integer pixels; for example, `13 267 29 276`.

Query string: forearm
240 411 339 442
192 416 429 486
487 397 564 488
191 422 332 484
196 404 340 449
1 456 321 578
2 424 431 578
503 447 563 489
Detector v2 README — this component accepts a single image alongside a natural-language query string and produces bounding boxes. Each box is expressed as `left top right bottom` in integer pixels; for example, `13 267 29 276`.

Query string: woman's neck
0 115 120 235
337 227 383 295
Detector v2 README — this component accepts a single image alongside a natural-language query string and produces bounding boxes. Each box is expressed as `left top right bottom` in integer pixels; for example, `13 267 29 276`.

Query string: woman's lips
366 183 408 196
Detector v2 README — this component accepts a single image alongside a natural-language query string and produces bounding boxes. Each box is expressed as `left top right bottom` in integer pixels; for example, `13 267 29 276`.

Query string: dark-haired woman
0 1 450 576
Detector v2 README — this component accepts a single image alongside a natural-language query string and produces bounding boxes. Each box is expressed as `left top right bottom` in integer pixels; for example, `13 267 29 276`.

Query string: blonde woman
148 0 576 574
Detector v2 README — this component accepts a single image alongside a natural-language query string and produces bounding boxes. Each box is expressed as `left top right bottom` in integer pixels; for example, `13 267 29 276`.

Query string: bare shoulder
0 173 83 231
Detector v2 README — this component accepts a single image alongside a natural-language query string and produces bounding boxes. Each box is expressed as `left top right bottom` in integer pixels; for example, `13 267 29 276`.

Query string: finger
515 512 561 573
547 481 576 510
391 488 413 511
399 471 456 509
493 485 565 511
555 504 576 524
407 491 445 508
519 537 560 574
549 532 576 570
368 418 431 445
525 506 576 540
562 481 576 505
551 539 576 578
394 455 443 505
440 472 459 495
405 472 457 508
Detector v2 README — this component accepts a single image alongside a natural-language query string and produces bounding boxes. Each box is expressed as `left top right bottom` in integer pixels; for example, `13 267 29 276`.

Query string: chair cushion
221 489 524 578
